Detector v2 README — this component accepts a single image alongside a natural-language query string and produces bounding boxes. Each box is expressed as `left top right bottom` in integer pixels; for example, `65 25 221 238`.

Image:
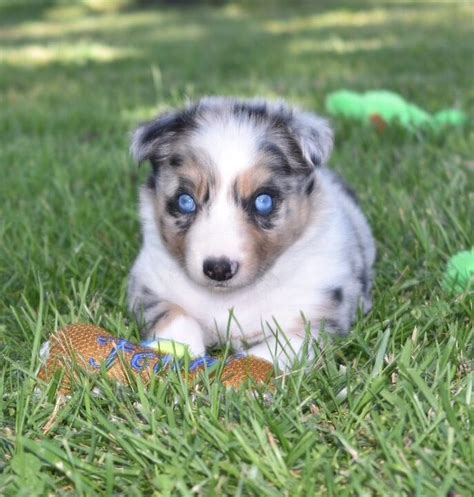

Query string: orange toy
38 324 274 394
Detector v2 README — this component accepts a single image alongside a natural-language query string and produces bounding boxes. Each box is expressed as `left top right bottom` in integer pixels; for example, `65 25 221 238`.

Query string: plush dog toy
38 324 274 394
325 90 466 132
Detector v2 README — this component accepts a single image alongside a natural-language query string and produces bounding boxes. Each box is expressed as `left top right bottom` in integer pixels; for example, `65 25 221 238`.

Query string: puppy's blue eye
254 194 274 215
177 193 196 214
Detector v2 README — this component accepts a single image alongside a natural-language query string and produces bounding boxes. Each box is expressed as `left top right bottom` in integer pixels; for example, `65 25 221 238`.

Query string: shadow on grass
1 1 471 110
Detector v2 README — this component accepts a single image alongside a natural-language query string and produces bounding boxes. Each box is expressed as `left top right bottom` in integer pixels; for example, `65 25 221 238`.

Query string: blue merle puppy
128 97 376 370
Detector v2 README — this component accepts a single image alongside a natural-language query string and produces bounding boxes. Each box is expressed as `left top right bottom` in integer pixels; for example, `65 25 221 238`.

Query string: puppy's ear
289 111 334 167
130 108 196 165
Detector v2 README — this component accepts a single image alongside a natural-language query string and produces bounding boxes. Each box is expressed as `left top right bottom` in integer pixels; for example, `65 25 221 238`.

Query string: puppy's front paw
147 314 206 358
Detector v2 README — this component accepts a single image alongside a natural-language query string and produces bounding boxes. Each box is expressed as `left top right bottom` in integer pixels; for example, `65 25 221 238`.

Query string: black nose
203 257 239 282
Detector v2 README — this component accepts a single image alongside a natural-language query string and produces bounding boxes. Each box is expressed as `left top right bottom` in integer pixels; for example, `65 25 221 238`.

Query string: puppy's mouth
211 284 231 293
204 280 239 292
189 272 250 293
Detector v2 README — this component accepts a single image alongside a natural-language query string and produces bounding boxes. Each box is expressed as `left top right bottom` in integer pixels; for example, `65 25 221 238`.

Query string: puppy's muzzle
203 257 239 282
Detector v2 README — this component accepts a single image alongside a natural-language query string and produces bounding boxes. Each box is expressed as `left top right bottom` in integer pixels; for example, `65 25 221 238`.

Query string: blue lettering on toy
189 356 219 372
104 339 135 369
131 351 159 372
88 336 223 377
97 335 136 352
90 336 137 370
153 355 175 374
89 357 100 369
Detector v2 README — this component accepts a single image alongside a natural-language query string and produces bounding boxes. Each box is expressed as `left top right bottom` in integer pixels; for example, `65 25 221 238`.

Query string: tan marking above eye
235 165 273 200
180 171 210 203
173 150 217 203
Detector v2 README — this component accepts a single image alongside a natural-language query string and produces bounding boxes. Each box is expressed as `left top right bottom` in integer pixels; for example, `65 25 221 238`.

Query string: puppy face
132 99 333 291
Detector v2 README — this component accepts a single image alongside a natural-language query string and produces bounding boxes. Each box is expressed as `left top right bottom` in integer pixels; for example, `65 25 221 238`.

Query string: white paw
148 315 206 357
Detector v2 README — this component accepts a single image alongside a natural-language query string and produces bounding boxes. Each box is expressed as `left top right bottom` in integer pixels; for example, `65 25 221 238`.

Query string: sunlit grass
288 35 397 55
262 4 473 34
0 42 136 66
264 9 394 33
0 11 198 41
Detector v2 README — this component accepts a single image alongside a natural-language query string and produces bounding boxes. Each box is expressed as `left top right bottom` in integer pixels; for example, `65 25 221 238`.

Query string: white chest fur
133 201 352 349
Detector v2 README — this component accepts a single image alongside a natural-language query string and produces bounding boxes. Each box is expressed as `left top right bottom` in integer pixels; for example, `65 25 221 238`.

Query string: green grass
1 0 473 495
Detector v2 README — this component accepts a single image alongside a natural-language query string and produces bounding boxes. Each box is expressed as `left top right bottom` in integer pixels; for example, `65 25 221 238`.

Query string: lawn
0 0 473 495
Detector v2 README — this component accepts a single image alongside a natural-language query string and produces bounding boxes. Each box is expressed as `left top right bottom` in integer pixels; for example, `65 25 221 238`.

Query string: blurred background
2 0 472 118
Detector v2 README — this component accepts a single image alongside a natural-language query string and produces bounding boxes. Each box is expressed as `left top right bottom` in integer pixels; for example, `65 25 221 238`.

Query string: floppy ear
130 109 196 165
289 111 334 167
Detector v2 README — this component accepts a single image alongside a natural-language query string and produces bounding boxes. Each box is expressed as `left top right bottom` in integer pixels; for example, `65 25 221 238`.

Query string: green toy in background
325 90 467 132
443 250 474 294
